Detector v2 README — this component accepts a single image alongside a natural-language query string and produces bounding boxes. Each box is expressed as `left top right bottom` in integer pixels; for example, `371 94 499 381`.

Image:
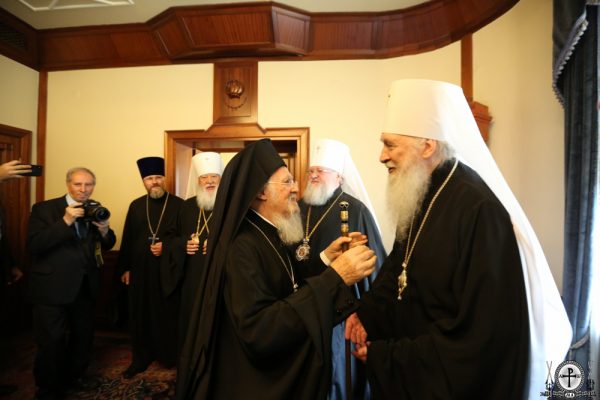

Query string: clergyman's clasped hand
327 232 376 286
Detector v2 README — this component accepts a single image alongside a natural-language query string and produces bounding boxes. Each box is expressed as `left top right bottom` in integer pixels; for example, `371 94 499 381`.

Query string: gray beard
149 186 165 199
302 181 338 206
386 160 431 242
273 208 304 245
196 186 216 211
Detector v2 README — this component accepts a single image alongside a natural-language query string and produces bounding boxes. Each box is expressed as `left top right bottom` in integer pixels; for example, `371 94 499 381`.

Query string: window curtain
553 0 599 394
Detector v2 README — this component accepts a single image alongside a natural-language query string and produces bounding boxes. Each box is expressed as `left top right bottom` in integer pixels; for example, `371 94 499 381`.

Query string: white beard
302 181 338 206
270 194 304 245
196 186 217 211
386 158 431 242
149 186 165 199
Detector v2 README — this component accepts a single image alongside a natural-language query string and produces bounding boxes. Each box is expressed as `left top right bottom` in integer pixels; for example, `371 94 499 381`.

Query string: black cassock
296 187 387 400
208 210 358 399
162 197 212 353
117 192 183 368
358 160 530 400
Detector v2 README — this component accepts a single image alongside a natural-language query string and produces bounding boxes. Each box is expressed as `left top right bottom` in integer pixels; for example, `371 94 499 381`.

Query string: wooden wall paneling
460 34 491 141
310 15 378 56
182 9 273 47
39 25 169 70
152 14 192 59
0 123 32 264
36 70 47 202
0 7 38 69
151 5 310 60
271 7 309 55
213 61 258 124
0 0 519 70
164 123 309 197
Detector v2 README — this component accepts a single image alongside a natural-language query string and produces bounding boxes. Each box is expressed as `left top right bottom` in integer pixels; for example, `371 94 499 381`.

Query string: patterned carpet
0 330 176 399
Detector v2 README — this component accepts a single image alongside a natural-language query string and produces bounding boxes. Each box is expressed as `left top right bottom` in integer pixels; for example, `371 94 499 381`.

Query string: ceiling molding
0 0 519 71
17 0 134 12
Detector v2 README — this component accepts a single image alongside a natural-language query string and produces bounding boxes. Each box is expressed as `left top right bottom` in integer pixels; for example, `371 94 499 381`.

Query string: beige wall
259 44 461 252
0 56 39 132
0 0 565 289
474 0 565 289
45 65 213 245
0 55 40 198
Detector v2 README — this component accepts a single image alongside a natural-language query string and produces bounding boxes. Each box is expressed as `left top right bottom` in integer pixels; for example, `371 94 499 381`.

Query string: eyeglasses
306 167 336 175
199 174 220 181
267 177 297 187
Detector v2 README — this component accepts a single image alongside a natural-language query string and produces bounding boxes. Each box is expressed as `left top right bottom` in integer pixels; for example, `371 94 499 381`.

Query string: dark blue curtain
553 0 599 396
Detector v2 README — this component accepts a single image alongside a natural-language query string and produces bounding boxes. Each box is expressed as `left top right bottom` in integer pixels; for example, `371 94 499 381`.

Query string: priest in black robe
162 152 223 354
117 156 183 379
296 138 386 400
345 79 566 399
176 139 378 400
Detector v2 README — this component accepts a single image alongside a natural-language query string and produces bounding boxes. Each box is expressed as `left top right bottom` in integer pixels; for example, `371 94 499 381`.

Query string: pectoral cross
148 234 160 245
397 262 408 300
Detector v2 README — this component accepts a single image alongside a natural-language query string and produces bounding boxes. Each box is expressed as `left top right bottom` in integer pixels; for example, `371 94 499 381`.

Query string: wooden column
461 34 492 142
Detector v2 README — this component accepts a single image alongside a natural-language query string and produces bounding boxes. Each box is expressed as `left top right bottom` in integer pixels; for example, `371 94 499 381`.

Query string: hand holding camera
78 200 111 223
64 203 85 225
63 199 111 232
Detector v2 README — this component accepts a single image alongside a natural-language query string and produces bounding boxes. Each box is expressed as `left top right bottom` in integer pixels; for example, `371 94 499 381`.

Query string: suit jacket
26 196 116 305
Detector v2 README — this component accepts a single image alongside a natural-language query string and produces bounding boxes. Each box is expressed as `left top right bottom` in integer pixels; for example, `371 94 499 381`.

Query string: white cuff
320 250 332 266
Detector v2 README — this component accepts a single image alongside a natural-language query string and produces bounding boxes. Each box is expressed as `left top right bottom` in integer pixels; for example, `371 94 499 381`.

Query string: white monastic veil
310 138 381 233
383 79 572 399
184 152 224 199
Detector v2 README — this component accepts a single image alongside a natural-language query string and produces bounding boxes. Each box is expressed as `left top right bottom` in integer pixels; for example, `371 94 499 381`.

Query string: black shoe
0 384 17 396
122 363 148 379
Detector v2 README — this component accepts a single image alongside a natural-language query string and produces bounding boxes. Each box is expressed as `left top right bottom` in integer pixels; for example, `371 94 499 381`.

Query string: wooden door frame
164 123 309 196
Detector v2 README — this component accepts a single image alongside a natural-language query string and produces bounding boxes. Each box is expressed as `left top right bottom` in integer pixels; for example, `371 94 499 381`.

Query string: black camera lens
91 207 110 221
81 200 110 222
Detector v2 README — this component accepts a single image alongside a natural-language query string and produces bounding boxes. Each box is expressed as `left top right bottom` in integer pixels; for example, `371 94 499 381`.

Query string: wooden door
0 123 32 265
0 123 32 333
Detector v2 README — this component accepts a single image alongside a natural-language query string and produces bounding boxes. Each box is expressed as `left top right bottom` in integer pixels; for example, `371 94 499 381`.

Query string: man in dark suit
26 167 116 400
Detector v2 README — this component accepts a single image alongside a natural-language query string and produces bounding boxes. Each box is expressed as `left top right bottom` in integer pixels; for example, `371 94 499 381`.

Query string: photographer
26 167 116 399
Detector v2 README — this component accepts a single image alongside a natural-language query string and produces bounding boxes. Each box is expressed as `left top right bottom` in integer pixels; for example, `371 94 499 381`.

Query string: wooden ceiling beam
0 0 518 71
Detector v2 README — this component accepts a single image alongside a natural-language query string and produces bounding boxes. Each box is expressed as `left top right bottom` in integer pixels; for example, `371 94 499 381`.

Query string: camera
79 199 110 222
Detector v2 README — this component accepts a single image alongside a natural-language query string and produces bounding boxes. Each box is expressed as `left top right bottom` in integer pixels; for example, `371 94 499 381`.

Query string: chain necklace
295 191 344 261
192 208 212 255
246 217 298 292
146 192 169 245
398 159 458 300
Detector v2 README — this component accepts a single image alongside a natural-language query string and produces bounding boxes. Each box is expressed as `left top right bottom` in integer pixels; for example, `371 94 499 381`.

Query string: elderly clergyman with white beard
345 79 572 399
162 152 223 354
176 139 378 400
297 138 386 400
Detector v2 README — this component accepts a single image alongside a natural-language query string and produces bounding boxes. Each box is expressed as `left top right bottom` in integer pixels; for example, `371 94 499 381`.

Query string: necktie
76 220 88 239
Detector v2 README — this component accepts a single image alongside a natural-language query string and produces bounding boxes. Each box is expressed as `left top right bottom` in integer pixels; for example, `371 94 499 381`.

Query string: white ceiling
1 0 429 30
